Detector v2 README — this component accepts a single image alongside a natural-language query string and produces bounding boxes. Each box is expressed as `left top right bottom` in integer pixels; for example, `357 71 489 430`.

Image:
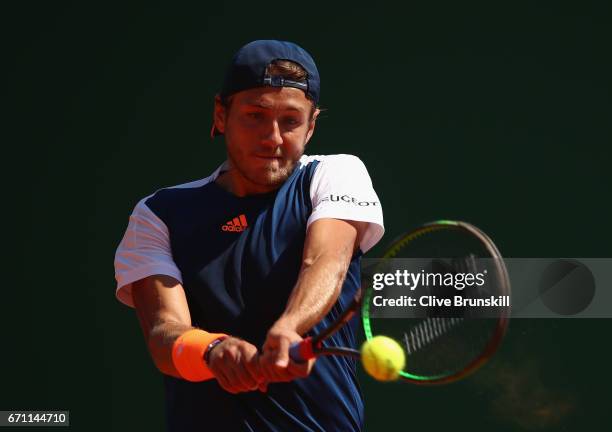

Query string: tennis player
114 40 384 431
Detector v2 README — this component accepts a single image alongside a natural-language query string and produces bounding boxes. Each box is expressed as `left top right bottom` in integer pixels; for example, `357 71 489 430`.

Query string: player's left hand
259 320 315 385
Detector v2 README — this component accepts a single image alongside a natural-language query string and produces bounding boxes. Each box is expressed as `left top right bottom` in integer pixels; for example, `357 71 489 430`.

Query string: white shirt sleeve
114 198 183 308
307 155 384 253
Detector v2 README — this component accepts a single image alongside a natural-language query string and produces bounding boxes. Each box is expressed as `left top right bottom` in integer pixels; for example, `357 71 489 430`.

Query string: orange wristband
171 329 227 382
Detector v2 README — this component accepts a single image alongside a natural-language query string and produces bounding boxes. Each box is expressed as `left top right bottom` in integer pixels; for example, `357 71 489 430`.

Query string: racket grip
289 337 315 363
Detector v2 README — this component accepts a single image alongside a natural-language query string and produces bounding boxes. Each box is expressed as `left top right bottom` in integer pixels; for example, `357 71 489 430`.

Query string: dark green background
4 1 611 431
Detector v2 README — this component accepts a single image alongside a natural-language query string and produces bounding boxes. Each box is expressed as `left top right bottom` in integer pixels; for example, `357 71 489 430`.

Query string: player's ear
213 94 227 135
305 108 320 145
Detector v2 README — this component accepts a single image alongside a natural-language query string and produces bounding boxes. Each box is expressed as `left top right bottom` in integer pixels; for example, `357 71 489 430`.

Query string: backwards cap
212 40 320 137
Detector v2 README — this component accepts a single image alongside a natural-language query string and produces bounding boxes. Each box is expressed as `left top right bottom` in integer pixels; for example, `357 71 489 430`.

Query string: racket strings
402 317 464 355
364 221 510 383
452 254 479 274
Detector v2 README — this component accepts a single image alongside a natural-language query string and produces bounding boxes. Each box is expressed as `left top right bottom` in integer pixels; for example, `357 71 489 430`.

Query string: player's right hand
207 337 267 394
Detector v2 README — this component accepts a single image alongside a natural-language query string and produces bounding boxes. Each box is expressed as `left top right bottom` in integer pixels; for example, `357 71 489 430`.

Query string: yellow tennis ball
361 336 406 381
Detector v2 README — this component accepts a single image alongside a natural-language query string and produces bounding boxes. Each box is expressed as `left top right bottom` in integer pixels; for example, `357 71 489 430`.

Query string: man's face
214 87 318 191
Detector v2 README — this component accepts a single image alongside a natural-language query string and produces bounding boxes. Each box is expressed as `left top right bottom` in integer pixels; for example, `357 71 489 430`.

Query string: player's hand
259 321 315 385
207 337 267 394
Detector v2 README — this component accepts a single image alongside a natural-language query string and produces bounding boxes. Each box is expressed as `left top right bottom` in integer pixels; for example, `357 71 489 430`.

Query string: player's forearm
147 321 194 378
278 250 352 335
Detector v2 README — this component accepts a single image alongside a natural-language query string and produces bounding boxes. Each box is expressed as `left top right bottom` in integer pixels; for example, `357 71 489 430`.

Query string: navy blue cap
220 40 320 103
212 40 320 137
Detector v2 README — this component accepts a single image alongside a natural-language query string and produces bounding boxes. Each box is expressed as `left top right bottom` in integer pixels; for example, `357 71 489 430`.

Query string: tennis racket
289 220 511 385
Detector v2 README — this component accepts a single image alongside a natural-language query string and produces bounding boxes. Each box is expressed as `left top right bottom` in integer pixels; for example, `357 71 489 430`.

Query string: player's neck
215 170 277 197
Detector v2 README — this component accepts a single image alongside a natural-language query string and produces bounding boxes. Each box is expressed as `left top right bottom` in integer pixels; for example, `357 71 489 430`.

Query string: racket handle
289 337 315 363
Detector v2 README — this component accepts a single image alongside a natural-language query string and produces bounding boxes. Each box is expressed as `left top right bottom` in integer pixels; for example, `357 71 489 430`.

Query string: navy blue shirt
115 155 384 431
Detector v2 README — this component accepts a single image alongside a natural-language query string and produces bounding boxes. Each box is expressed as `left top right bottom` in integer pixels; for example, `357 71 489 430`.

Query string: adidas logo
221 214 248 232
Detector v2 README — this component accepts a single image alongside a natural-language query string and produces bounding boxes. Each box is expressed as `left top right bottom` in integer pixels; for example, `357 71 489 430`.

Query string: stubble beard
229 151 302 189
